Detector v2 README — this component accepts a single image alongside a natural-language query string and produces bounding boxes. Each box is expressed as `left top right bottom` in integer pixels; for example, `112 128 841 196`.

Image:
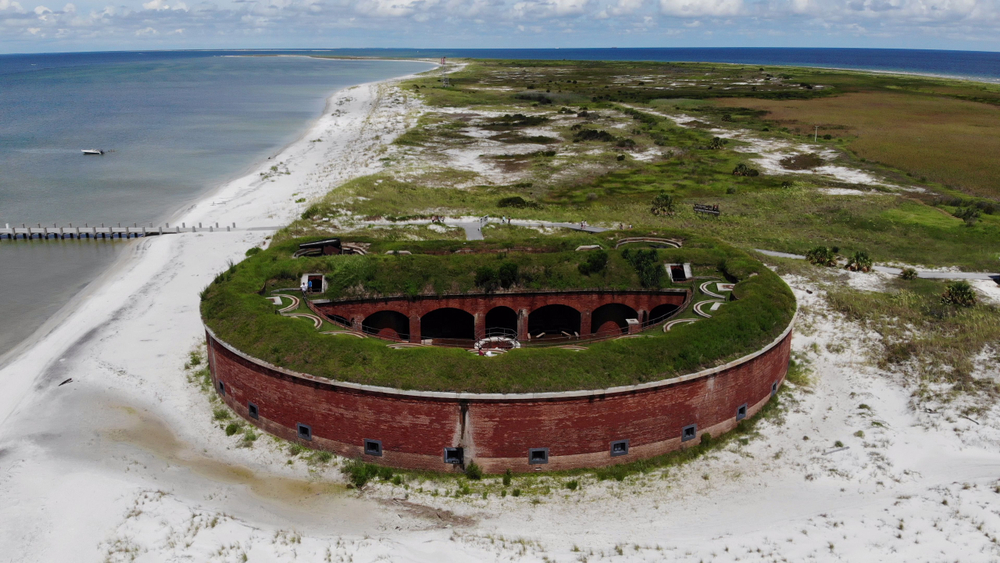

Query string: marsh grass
719 91 1000 199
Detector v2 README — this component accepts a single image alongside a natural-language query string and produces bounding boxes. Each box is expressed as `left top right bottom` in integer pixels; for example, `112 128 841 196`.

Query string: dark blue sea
0 47 996 358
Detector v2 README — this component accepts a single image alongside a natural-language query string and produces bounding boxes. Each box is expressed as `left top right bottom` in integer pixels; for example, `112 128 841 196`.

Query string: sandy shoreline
0 67 432 560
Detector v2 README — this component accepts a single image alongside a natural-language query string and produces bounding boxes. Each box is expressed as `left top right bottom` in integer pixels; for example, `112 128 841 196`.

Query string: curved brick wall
206 317 793 473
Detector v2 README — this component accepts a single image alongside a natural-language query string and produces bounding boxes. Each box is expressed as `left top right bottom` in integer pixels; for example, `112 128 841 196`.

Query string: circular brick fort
203 235 795 473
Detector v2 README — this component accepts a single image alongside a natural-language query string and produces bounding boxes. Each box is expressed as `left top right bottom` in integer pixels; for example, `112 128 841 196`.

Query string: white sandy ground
4 72 1000 562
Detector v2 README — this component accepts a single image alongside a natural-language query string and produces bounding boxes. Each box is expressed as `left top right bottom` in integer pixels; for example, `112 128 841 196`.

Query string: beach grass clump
826 278 999 387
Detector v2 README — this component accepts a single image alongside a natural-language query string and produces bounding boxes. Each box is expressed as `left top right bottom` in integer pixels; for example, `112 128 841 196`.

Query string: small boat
81 149 105 156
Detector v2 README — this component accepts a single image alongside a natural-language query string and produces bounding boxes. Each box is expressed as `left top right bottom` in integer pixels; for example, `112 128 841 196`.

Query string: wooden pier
1 222 237 241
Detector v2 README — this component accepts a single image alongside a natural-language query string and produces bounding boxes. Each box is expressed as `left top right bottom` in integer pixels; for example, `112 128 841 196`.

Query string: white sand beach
3 68 1000 563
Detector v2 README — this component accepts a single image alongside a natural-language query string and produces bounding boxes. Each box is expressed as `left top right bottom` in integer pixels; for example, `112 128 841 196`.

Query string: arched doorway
590 303 638 336
485 306 518 337
362 310 409 340
421 308 475 341
649 303 680 324
528 304 581 339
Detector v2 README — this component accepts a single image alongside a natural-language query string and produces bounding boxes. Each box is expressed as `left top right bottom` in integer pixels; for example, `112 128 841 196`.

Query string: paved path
754 249 1000 282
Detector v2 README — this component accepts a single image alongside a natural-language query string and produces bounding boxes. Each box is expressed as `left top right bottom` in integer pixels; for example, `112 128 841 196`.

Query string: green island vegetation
201 232 794 393
200 58 1000 480
294 59 1000 271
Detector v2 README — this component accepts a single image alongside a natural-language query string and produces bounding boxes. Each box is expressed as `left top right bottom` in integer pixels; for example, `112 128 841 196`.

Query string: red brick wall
206 320 792 473
313 289 689 339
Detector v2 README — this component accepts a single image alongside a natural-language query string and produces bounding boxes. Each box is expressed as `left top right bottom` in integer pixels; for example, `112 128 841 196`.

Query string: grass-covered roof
201 231 795 393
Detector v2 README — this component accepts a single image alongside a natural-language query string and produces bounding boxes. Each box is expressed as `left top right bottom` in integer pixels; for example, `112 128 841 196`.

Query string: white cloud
0 0 25 12
509 0 591 19
660 0 742 16
134 25 158 34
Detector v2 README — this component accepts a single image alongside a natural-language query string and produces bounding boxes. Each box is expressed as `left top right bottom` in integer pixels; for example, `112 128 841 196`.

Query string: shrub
475 267 499 292
225 422 240 436
806 246 837 267
846 251 873 273
700 432 713 446
213 407 231 421
900 267 918 280
650 193 675 216
834 440 844 448
497 262 519 289
574 129 617 143
343 459 393 488
732 163 760 177
497 196 530 208
954 206 981 226
465 461 483 480
578 249 609 276
502 469 512 487
511 488 521 497
565 479 579 491
621 248 662 288
709 136 727 150
941 280 977 307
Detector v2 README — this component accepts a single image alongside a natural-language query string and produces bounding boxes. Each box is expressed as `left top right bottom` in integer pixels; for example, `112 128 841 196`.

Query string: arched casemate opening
421 308 475 341
485 306 518 336
649 303 681 324
528 304 581 339
363 310 409 340
590 303 639 336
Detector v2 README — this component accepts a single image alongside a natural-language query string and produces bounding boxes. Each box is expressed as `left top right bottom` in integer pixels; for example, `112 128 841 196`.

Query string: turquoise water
0 54 430 358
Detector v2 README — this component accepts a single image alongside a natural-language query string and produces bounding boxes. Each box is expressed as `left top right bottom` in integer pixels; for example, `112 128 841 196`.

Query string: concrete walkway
754 249 1000 282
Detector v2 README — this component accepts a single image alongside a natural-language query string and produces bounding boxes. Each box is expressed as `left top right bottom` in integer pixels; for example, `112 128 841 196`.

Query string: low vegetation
200 233 794 393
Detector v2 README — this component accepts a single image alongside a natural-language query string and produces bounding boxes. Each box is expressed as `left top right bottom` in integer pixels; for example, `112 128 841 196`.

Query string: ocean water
267 47 1000 82
0 53 430 358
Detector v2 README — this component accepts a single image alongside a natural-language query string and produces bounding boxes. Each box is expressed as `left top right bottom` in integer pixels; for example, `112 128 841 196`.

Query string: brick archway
590 303 638 335
421 307 475 341
485 306 518 335
362 310 409 340
528 304 581 339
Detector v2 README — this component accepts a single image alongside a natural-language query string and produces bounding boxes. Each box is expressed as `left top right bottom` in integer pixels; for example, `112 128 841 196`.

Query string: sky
1 0 1000 53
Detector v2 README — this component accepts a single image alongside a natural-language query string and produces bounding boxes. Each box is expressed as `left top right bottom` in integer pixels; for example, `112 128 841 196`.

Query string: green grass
825 278 1000 390
201 234 794 393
